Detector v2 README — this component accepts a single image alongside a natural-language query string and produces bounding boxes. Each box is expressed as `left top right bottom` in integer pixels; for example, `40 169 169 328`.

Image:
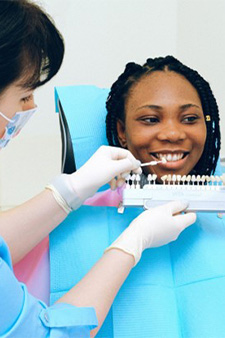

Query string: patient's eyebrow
136 105 163 111
180 103 201 111
136 103 201 112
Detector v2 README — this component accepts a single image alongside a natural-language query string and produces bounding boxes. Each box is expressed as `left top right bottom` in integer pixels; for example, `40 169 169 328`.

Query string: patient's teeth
157 153 184 162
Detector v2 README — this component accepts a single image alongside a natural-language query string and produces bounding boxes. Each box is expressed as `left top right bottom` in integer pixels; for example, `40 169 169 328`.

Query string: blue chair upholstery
55 85 109 174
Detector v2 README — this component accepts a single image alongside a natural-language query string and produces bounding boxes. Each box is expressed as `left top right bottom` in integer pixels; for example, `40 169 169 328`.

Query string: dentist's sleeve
0 237 98 338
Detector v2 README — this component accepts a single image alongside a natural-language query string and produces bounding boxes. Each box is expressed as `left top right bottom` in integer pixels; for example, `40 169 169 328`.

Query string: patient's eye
182 115 200 123
139 116 160 124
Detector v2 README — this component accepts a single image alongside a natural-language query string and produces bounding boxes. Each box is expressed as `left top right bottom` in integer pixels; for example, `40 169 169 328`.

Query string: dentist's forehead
0 81 33 100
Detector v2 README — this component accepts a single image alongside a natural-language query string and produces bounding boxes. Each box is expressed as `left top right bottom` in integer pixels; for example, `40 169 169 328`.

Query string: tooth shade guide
123 173 225 213
124 173 225 190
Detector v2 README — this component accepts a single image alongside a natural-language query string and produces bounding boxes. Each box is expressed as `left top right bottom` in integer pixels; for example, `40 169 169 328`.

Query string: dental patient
51 56 225 337
86 55 220 206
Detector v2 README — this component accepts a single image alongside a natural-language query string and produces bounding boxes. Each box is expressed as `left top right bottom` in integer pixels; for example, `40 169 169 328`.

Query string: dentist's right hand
105 201 196 265
48 146 141 212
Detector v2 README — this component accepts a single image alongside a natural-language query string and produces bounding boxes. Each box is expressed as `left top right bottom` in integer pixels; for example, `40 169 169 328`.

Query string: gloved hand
105 201 196 265
48 146 141 212
68 145 141 199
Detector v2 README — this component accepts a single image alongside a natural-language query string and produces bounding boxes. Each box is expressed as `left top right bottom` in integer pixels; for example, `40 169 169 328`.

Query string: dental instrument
140 158 167 167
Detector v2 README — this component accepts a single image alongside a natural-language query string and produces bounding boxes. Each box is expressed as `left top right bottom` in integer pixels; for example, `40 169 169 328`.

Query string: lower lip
151 155 189 170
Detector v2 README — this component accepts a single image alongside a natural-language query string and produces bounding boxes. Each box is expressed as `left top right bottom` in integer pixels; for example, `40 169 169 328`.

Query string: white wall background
0 0 224 209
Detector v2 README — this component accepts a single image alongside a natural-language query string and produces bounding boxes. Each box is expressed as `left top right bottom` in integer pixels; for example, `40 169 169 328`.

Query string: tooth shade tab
161 175 167 184
152 174 157 181
181 175 187 183
221 174 225 185
136 174 141 182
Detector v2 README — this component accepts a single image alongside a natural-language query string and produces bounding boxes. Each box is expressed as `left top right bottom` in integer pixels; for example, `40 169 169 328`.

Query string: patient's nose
157 122 186 143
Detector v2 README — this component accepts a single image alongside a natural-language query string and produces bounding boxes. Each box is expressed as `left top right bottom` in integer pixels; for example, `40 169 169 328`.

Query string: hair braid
106 62 146 146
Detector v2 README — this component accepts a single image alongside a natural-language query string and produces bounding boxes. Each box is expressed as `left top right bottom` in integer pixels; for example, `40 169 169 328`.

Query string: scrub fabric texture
0 236 97 338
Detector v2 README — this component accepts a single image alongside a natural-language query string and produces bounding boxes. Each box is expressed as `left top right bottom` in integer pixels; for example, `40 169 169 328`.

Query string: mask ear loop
0 111 14 122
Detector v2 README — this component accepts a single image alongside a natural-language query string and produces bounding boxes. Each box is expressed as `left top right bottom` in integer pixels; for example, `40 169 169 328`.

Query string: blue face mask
0 106 37 149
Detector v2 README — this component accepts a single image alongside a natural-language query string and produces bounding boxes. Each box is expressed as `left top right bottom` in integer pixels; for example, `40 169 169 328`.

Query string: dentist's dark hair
0 0 64 93
106 55 220 175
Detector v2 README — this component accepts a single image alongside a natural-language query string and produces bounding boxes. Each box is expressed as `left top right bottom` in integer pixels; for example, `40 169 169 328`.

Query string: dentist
0 1 196 337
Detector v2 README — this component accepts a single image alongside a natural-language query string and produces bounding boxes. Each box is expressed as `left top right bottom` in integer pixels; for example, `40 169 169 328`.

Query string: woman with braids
82 56 225 337
0 4 195 338
106 55 220 180
87 55 221 207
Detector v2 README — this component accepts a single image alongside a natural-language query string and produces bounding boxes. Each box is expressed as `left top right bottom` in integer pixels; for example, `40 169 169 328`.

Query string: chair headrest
55 85 109 169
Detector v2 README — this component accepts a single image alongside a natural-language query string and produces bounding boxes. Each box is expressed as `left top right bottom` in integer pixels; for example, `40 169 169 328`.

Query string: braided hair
106 56 220 175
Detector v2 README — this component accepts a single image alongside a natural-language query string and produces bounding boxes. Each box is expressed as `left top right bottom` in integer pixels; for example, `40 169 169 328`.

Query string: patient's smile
152 152 188 162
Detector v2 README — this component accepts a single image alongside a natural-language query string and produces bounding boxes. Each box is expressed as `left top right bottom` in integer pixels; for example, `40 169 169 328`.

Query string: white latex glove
67 145 141 201
105 200 196 265
48 146 141 211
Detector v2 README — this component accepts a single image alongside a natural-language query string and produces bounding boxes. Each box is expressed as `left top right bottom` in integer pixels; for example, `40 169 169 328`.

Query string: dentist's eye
21 94 33 103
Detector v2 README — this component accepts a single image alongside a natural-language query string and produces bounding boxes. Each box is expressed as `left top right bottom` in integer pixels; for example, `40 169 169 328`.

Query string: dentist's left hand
49 146 141 211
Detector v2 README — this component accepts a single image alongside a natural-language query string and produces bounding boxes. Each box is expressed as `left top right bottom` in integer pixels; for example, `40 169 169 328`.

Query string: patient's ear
117 119 127 148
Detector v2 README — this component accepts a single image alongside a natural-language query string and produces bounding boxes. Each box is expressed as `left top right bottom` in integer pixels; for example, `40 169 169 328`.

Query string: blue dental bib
50 206 225 338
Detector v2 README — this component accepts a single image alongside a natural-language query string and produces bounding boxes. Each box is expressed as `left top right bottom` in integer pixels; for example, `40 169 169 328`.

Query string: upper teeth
156 153 184 162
